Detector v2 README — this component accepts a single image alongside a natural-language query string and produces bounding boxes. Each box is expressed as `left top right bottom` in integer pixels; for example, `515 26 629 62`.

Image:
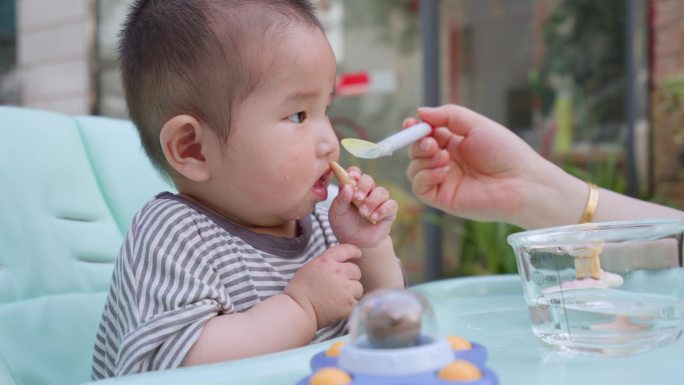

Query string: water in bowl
528 284 683 356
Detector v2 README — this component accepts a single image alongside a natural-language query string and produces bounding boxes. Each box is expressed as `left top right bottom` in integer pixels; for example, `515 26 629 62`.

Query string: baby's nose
317 140 338 158
317 126 340 158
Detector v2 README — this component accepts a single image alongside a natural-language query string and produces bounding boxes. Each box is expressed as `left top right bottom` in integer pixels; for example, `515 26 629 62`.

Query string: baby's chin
287 200 320 220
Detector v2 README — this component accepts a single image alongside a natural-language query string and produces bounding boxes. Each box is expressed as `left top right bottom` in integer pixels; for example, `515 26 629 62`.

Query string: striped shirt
91 192 345 379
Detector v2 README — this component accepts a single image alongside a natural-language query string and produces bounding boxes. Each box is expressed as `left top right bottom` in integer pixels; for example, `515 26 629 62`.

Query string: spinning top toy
297 289 499 385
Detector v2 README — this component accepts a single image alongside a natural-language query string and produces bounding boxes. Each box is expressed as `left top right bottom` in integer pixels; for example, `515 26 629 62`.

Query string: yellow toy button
309 367 352 385
447 336 472 350
325 341 346 357
438 360 482 381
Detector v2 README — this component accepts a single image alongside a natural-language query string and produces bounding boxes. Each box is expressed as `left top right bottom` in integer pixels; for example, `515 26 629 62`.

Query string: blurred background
1 0 683 284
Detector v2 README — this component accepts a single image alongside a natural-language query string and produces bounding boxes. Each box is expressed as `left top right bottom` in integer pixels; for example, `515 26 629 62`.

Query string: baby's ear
160 115 210 182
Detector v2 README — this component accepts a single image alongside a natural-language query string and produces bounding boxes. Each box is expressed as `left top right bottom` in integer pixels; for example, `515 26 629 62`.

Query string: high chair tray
83 275 684 385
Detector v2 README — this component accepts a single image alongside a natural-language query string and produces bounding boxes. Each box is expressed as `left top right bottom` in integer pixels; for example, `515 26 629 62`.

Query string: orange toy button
447 336 472 350
324 341 346 357
309 367 352 385
438 360 482 381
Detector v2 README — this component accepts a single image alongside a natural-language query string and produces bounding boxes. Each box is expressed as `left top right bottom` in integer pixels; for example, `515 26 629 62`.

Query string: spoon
341 122 432 159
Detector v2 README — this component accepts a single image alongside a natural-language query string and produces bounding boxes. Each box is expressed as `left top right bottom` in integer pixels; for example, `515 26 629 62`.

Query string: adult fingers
406 149 450 181
417 104 491 137
408 127 459 160
403 117 421 128
410 167 449 196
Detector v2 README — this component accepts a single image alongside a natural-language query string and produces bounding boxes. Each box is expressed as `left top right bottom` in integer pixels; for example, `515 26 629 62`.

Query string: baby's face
203 25 339 232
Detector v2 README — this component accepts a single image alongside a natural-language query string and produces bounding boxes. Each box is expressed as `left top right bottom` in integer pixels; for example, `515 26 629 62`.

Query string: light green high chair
0 106 345 385
0 106 172 385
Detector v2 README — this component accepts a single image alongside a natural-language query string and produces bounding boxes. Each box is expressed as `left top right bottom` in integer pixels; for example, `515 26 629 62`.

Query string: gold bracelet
579 182 599 223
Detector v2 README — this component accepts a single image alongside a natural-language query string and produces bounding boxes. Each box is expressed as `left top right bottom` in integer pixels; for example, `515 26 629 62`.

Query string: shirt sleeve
113 209 231 375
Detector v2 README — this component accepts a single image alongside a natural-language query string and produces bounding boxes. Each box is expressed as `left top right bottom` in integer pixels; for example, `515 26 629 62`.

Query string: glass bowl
508 219 684 356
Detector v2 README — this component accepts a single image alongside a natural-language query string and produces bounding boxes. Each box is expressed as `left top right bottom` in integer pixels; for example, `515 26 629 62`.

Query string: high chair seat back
0 107 172 385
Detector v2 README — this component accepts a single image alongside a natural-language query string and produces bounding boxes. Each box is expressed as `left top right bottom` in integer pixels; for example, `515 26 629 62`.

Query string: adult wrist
515 162 587 229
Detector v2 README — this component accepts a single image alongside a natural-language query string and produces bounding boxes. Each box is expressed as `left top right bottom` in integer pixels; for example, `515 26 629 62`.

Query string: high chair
0 106 172 385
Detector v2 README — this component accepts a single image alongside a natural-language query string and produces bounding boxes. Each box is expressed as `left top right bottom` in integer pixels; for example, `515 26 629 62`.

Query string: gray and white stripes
92 193 345 379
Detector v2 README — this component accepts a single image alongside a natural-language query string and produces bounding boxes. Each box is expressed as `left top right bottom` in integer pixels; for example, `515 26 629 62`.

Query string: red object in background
335 70 397 97
335 71 371 96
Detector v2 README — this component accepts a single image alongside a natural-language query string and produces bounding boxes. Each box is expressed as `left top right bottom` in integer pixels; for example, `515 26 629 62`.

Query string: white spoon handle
376 122 432 156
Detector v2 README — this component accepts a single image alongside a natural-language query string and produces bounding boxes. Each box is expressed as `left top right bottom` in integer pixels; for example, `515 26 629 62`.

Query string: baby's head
120 0 323 175
120 0 340 229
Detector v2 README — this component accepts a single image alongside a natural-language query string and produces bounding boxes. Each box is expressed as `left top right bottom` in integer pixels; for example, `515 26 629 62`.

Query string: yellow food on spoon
341 138 382 159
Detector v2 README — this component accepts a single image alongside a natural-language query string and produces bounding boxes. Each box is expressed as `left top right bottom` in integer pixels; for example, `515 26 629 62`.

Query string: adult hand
405 104 549 224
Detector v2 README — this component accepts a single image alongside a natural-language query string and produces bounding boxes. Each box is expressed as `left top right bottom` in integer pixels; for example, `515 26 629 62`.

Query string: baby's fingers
352 173 375 202
358 185 388 217
369 198 398 223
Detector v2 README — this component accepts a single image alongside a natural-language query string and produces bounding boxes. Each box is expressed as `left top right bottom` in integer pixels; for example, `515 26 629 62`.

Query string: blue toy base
296 367 498 385
299 340 499 385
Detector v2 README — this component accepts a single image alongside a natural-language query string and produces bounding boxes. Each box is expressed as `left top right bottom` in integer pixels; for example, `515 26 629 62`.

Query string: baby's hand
284 244 363 328
328 163 398 248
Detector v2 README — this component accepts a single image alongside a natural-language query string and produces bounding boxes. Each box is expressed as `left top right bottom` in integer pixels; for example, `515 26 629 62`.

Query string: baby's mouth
311 168 332 201
317 168 332 187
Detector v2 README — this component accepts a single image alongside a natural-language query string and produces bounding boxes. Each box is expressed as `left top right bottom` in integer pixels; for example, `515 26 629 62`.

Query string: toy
297 289 499 385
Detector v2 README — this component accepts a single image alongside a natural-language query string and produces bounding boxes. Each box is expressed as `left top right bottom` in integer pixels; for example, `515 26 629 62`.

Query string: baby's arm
182 244 362 366
354 235 405 293
329 164 405 292
182 294 315 365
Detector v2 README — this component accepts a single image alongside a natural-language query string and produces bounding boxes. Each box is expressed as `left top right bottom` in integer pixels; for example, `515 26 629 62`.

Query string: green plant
662 76 684 110
531 0 626 143
445 220 521 277
561 152 626 193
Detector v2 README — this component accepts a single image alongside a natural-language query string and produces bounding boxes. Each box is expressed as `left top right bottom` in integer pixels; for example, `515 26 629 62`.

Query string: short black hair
118 0 322 175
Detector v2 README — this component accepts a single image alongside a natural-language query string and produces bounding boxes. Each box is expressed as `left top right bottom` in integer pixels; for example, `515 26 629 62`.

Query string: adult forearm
182 293 317 366
593 188 684 222
513 161 684 230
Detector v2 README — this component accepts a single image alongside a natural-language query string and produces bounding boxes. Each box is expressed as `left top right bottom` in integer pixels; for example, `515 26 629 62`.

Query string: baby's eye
287 111 307 124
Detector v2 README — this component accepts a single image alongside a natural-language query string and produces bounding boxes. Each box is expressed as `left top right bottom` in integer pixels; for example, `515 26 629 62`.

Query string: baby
91 0 404 379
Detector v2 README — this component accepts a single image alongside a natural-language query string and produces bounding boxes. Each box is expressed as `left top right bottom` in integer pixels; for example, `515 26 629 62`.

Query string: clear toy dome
348 288 438 349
